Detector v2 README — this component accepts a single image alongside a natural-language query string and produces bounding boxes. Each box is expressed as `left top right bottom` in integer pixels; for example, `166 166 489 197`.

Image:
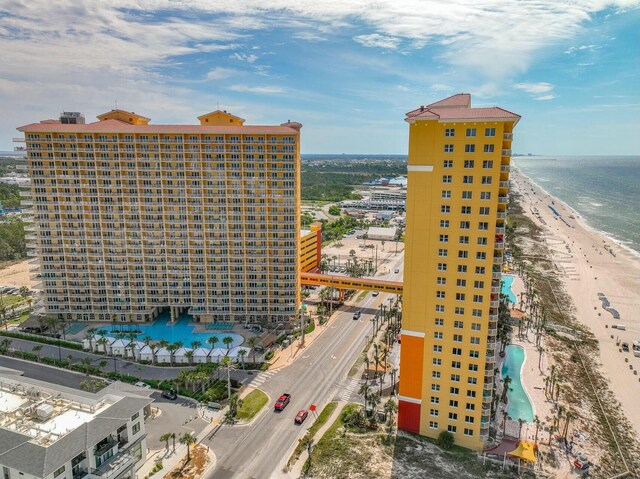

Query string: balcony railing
502 149 512 156
500 165 510 172
498 196 508 204
503 133 513 140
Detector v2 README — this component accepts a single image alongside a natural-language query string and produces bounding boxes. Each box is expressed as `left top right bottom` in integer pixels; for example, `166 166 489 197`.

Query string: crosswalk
247 369 279 388
338 378 359 402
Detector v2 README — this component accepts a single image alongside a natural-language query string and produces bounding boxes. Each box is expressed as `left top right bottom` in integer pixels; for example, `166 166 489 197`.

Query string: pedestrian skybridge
300 272 403 294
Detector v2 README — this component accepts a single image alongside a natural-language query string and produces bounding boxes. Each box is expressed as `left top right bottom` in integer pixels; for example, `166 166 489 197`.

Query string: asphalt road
204 284 401 479
0 354 93 389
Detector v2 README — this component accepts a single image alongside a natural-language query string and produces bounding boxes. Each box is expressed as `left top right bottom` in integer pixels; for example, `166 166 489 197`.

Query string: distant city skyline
1 1 638 155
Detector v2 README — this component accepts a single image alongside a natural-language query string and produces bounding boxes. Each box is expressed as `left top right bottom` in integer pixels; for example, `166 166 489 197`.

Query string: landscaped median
236 389 269 422
285 402 338 471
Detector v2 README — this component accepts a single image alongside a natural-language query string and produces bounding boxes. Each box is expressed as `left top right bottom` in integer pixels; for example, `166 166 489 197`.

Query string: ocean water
513 156 640 255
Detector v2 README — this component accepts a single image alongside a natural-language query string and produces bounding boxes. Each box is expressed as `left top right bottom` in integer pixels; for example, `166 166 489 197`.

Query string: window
458 250 468 259
450 387 459 395
471 336 480 344
475 266 486 274
131 412 140 421
449 400 458 408
440 234 449 243
453 334 463 342
452 347 462 356
431 397 440 404
429 421 438 429
461 206 471 214
433 358 442 366
435 318 444 326
460 221 470 229
432 371 441 378
467 390 477 398
442 190 451 198
455 307 464 315
432 384 441 391
132 422 141 434
444 144 454 153
465 144 475 153
481 176 492 184
54 466 66 478
478 222 489 230
441 205 450 213
449 412 458 420
485 127 496 137
451 360 461 369
440 219 450 228
476 252 487 260
455 292 466 301
471 322 481 331
463 175 473 184
469 350 479 358
459 235 469 244
434 331 444 340
436 291 446 299
472 309 483 317
479 206 490 215
436 277 446 285
482 160 493 168
442 175 452 183
477 237 487 246
430 409 439 416
462 190 472 199
469 363 479 371
466 128 476 137
468 377 478 385
454 320 464 328
480 191 491 200
473 294 484 303
435 305 445 312
448 425 457 433
484 144 495 153
464 160 474 168
458 265 468 273
438 263 447 271
443 160 453 168
438 249 448 257
466 403 476 411
433 345 442 353
464 428 474 436
445 128 455 137
456 279 467 287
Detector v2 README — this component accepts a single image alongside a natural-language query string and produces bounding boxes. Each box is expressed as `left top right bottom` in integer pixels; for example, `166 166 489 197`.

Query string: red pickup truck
274 393 291 411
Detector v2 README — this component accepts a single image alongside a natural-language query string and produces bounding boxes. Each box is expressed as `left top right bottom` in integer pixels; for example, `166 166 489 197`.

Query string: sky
0 1 639 155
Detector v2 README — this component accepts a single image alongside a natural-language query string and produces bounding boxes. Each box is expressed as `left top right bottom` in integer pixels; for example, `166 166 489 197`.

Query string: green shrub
264 351 274 360
0 331 83 350
437 430 455 450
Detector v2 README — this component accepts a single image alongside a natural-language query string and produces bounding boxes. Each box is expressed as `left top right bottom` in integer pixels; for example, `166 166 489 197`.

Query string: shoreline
509 167 640 439
512 160 640 260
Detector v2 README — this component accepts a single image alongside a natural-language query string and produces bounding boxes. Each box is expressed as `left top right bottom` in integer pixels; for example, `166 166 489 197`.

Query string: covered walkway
300 272 403 294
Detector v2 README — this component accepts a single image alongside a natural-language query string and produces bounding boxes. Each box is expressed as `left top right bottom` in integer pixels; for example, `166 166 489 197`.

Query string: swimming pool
105 311 243 347
501 345 534 422
502 275 517 305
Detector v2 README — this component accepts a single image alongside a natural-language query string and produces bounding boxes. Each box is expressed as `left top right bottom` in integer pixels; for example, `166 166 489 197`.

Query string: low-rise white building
0 373 153 479
366 226 397 241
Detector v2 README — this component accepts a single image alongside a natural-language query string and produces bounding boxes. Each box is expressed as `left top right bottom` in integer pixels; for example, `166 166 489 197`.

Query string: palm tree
190 340 202 351
228 393 243 417
562 410 575 440
534 415 541 445
171 432 176 451
501 375 512 404
184 350 194 365
166 344 178 366
383 398 398 422
223 336 233 350
96 336 110 355
517 418 525 440
180 433 197 461
126 333 137 359
247 336 259 364
85 328 97 352
237 349 246 370
368 392 381 421
220 356 233 398
207 336 219 358
80 357 93 376
160 433 171 451
0 337 11 355
98 360 108 374
32 344 43 361
359 382 371 413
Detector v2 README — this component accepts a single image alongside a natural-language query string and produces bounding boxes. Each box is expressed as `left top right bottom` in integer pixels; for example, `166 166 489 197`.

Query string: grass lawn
286 402 338 470
236 389 269 422
355 290 368 302
1 294 27 307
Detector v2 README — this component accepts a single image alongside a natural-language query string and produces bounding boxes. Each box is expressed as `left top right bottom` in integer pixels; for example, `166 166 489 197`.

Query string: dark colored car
353 311 361 320
295 410 309 424
162 390 178 400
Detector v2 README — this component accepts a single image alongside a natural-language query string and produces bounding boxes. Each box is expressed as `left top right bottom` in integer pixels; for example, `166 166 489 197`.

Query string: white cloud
354 34 401 49
514 82 554 94
535 94 556 101
206 67 238 80
565 44 598 54
231 52 259 63
293 31 327 42
430 83 455 93
227 84 284 94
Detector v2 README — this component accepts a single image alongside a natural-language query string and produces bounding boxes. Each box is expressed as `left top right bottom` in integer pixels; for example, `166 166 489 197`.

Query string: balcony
499 181 509 189
498 196 508 204
495 226 506 234
85 449 137 479
497 211 506 219
502 149 512 156
503 133 513 140
493 256 503 265
500 165 510 172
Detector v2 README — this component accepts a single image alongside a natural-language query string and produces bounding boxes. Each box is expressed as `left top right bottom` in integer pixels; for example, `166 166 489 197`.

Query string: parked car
295 410 309 424
353 311 362 320
621 342 629 352
394 268 400 273
135 381 151 389
162 390 178 400
372 291 379 297
274 393 291 411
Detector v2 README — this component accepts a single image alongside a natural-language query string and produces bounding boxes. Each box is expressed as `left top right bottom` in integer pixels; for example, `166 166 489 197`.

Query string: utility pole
300 309 306 347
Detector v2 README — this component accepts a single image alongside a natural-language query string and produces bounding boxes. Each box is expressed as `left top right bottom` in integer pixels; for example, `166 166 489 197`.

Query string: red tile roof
405 94 520 123
17 118 301 134
426 93 471 109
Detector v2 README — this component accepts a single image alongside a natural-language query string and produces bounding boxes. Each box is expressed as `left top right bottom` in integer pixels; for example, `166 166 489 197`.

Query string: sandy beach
510 165 640 439
0 260 34 289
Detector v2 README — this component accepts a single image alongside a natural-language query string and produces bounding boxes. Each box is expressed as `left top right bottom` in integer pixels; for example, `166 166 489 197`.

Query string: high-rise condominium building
17 109 302 324
398 94 519 450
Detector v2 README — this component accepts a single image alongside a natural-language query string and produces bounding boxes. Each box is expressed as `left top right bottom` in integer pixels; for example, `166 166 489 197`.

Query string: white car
135 381 151 389
372 291 379 297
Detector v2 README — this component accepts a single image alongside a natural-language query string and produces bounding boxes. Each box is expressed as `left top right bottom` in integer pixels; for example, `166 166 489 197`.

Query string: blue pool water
501 345 534 422
105 311 243 347
502 275 517 305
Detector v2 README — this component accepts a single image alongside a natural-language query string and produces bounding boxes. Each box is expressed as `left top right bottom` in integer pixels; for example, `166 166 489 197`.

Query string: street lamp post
113 356 117 374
